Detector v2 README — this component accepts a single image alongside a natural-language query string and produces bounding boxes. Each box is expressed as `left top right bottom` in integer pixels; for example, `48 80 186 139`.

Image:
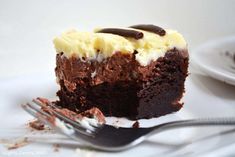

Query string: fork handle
151 117 235 134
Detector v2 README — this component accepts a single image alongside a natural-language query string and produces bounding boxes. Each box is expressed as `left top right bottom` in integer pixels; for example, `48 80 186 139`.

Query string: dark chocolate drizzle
97 28 143 39
129 24 166 36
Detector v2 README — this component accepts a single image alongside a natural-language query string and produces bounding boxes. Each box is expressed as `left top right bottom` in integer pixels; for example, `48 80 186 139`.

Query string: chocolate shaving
97 28 143 39
129 24 166 36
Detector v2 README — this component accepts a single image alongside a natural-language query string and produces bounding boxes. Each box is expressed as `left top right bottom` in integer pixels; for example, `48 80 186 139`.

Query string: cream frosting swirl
53 27 187 66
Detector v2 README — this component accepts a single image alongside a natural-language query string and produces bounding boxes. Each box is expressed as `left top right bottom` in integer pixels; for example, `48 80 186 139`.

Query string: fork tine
24 102 51 118
22 103 94 137
31 99 97 134
22 103 99 149
22 103 77 137
22 103 55 127
48 101 101 129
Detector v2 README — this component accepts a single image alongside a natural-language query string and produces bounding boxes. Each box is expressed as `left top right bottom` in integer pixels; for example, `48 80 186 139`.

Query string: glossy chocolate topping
97 28 144 39
129 24 166 36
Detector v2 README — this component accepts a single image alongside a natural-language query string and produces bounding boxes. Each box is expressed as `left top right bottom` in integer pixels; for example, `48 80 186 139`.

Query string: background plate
191 36 235 86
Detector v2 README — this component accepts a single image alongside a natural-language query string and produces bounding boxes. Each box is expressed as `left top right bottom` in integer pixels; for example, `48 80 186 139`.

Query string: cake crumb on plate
29 119 45 130
53 143 60 152
0 137 30 150
132 121 140 128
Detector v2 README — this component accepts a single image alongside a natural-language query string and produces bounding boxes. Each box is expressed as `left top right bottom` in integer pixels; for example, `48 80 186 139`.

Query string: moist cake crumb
29 120 45 130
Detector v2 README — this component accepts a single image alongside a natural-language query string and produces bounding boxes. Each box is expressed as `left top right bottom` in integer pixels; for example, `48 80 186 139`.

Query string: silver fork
22 99 235 152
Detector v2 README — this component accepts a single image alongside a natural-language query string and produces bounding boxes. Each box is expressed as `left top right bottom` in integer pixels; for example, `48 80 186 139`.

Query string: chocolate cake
53 24 189 119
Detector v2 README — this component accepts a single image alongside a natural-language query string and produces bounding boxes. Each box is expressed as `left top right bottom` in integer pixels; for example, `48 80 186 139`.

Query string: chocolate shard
129 24 166 36
96 28 143 39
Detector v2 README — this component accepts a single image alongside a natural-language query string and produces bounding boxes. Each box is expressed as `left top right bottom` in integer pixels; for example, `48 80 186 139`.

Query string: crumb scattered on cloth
0 137 29 150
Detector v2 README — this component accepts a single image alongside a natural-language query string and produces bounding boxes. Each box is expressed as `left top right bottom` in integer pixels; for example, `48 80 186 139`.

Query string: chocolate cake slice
53 24 189 119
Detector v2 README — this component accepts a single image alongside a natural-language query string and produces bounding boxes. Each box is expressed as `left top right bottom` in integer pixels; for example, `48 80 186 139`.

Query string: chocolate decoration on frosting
97 28 143 39
130 24 166 36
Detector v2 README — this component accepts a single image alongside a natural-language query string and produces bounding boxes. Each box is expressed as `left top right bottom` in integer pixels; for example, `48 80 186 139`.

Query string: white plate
191 36 235 86
0 74 235 157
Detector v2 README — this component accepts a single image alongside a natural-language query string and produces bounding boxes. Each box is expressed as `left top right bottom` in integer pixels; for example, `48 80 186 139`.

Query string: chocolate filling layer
55 48 188 119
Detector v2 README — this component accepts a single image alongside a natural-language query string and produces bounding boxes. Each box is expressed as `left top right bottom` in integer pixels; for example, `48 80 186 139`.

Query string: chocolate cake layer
55 48 188 119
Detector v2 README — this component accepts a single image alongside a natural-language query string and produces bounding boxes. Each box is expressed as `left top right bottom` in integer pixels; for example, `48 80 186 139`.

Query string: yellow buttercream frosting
53 27 187 66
